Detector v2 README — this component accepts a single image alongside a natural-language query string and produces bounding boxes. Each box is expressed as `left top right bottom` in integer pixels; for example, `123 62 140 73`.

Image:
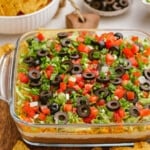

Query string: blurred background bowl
0 0 59 34
142 0 150 13
83 0 132 17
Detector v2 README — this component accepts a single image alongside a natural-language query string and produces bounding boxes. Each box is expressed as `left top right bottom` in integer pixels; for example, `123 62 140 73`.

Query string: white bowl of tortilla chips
0 0 59 34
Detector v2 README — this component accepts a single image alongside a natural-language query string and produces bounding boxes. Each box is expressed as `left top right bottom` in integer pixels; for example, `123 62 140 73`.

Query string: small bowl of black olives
83 0 132 17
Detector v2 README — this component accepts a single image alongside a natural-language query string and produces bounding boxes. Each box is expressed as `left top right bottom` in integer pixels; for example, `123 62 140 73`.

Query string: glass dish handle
0 51 13 103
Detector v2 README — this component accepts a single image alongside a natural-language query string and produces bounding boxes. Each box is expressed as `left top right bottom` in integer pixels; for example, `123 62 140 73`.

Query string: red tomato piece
122 48 134 58
131 44 139 54
18 73 29 84
39 113 46 121
97 99 106 106
59 82 67 91
114 87 125 99
140 109 150 117
106 53 115 66
41 106 50 115
126 91 135 101
37 33 45 41
122 73 130 80
129 57 138 67
89 95 99 103
63 104 73 112
77 43 90 53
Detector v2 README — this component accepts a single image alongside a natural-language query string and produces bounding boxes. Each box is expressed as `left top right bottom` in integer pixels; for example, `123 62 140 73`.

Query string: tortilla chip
0 0 52 16
12 140 30 150
0 43 14 57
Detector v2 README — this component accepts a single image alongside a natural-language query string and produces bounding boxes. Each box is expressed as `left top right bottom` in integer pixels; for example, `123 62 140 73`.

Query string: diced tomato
131 36 138 42
105 39 114 49
55 43 61 52
37 33 45 41
144 47 150 56
116 108 125 118
63 104 73 112
133 71 141 77
18 73 29 84
114 86 125 99
83 84 93 94
39 113 46 121
45 70 52 79
131 44 139 54
129 57 138 67
105 53 115 66
89 95 99 103
83 106 98 123
140 109 150 117
126 91 135 101
77 43 90 53
77 81 84 88
31 95 39 101
45 65 54 79
122 47 134 58
68 80 75 88
113 112 122 123
97 99 106 106
41 106 50 115
122 73 129 80
59 82 67 91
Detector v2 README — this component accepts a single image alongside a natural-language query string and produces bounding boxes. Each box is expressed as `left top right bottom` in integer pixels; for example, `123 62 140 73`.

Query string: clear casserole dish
0 29 150 147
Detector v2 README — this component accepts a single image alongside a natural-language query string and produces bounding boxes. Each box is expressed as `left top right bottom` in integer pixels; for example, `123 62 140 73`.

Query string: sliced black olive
70 53 80 60
121 59 132 70
140 80 150 91
94 88 109 99
96 76 110 83
24 56 34 66
111 78 122 85
34 59 41 66
119 0 128 7
112 2 122 10
28 69 41 82
62 60 73 73
125 91 138 104
40 91 53 105
71 64 83 74
88 50 100 60
114 32 123 39
115 66 125 77
90 1 102 10
106 100 120 111
98 40 105 50
77 105 90 118
60 38 71 47
29 81 41 87
48 103 60 115
51 75 62 86
105 0 115 5
77 96 89 106
143 69 150 81
109 46 120 56
129 106 140 117
54 111 68 124
37 49 48 57
82 72 95 80
57 32 68 39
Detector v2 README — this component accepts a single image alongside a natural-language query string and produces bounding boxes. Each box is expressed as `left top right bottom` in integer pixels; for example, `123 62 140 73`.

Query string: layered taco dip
16 30 150 127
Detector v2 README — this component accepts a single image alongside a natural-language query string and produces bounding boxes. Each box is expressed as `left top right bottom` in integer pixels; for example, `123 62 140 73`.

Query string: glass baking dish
0 29 150 147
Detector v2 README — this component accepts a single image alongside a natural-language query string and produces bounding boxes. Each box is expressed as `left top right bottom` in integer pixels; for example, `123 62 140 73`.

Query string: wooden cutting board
0 101 93 150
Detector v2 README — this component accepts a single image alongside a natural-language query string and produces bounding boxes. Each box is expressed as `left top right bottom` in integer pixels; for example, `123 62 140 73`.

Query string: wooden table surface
0 101 100 150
